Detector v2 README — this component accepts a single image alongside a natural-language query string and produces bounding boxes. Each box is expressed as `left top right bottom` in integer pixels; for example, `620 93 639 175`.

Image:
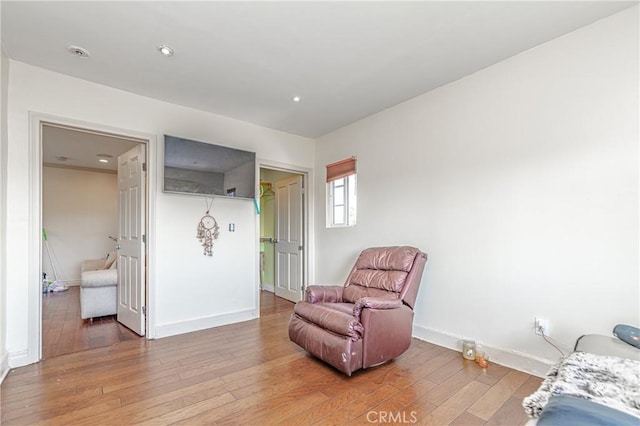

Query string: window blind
326 157 356 183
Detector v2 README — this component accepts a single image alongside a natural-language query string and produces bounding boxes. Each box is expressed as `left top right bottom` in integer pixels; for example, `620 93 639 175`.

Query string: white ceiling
43 125 140 172
2 1 637 138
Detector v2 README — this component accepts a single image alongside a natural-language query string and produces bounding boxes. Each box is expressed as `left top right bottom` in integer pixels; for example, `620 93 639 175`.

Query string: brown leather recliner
288 246 427 376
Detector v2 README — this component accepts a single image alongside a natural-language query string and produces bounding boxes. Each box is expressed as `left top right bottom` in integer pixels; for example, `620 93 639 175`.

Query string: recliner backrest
342 246 424 305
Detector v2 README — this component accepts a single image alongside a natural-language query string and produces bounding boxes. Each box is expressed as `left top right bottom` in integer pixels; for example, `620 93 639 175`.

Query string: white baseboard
261 283 275 293
412 325 553 378
8 349 30 369
0 351 9 385
154 309 258 339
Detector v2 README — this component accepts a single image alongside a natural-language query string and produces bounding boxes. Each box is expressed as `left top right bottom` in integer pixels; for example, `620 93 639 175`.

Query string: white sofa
80 253 117 320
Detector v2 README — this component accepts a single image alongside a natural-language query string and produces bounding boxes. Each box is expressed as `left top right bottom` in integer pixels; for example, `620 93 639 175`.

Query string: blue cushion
538 395 639 426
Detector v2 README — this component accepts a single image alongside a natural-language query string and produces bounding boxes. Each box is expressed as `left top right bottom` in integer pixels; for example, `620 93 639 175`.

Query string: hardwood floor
2 291 541 425
42 285 142 358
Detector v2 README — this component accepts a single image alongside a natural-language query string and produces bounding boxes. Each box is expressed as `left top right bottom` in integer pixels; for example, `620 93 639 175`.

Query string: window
326 157 357 227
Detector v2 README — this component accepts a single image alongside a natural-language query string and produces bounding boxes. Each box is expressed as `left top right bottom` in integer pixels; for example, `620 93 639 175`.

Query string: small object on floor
49 280 68 292
462 339 476 360
42 274 51 293
475 352 489 368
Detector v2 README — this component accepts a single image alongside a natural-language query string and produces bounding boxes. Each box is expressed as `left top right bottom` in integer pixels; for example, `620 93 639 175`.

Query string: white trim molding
26 112 158 366
0 351 9 384
256 159 315 308
7 349 28 369
154 309 258 339
413 324 554 378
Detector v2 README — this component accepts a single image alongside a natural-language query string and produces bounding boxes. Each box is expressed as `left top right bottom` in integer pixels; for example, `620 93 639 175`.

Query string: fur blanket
523 351 640 419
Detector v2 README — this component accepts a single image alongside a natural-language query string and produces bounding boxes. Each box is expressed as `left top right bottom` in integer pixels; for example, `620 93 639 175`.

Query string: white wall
0 16 10 380
42 167 118 284
314 7 639 376
5 61 314 365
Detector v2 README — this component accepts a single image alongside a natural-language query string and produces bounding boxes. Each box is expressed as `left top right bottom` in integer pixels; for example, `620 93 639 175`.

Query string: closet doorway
259 168 306 303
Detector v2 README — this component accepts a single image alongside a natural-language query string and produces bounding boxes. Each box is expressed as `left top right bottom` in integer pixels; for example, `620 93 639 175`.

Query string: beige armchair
288 246 427 375
80 252 117 320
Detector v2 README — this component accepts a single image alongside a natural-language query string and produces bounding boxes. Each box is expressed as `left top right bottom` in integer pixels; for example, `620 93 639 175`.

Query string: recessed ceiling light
292 96 301 103
96 153 113 158
67 45 90 58
158 44 174 57
98 159 109 163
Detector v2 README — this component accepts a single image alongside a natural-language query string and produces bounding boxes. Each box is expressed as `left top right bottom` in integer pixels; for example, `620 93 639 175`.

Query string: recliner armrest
353 297 403 318
305 285 344 303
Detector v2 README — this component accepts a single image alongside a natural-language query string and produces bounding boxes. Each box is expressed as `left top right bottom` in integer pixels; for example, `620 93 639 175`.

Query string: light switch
229 223 235 232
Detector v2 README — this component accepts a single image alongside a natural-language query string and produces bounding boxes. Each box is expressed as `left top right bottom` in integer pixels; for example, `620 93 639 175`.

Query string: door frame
257 160 314 309
28 112 156 364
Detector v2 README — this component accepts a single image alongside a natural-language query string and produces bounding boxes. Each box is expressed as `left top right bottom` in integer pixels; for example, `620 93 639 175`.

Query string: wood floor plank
423 363 483 406
514 375 543 399
126 391 236 426
1 291 541 426
314 384 399 425
347 380 439 425
451 411 487 425
475 361 512 386
0 385 105 422
485 395 531 426
425 356 467 384
421 380 490 425
280 386 366 425
466 370 530 421
41 286 142 359
215 381 330 425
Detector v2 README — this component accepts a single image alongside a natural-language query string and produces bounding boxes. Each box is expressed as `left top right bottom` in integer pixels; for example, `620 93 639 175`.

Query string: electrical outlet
535 318 550 336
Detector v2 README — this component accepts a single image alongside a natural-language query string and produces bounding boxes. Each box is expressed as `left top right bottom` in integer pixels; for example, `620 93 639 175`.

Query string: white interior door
117 144 146 335
274 175 303 303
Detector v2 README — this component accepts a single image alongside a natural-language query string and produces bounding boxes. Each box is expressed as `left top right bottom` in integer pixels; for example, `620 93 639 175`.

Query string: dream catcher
196 197 220 256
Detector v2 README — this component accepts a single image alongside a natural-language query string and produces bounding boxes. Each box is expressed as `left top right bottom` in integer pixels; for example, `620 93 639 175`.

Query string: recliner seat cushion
294 302 363 339
316 302 355 316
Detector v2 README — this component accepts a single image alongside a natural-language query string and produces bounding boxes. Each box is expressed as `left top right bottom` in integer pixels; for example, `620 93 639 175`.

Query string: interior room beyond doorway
41 123 145 358
259 168 304 300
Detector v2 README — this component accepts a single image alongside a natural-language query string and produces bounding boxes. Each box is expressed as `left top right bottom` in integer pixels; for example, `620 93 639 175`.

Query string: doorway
39 120 150 359
259 167 306 303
